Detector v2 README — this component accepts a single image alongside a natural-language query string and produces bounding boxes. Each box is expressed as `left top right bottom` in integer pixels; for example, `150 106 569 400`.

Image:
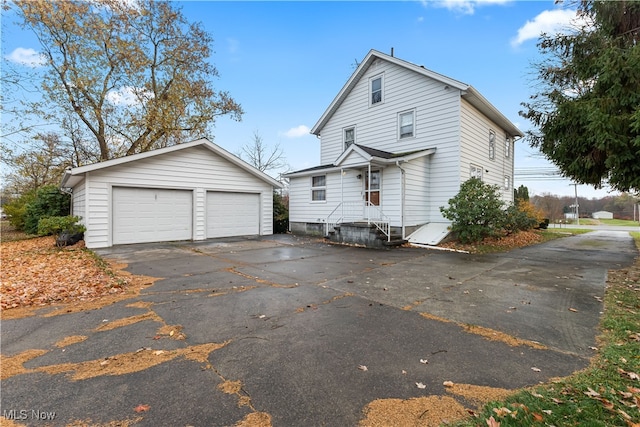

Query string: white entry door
112 187 192 245
207 192 260 238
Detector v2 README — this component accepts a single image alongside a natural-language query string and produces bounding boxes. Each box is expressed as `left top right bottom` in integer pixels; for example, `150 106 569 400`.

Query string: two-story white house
286 49 523 246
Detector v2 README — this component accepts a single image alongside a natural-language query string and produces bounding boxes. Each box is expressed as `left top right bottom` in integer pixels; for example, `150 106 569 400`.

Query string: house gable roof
61 138 283 189
310 49 523 138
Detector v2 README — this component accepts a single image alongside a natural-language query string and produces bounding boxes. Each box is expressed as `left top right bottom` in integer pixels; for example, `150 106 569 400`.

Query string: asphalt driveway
1 230 637 426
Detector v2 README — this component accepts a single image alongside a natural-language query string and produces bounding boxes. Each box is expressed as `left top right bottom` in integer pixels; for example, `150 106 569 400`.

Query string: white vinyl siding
207 192 260 238
460 99 514 204
113 187 192 245
402 156 430 226
320 60 460 165
318 59 461 222
71 180 86 223
75 145 273 248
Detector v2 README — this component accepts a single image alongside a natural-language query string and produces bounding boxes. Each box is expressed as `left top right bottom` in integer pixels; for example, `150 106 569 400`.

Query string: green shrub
273 192 289 233
440 178 505 243
2 190 37 231
37 215 85 236
23 185 70 235
504 200 545 234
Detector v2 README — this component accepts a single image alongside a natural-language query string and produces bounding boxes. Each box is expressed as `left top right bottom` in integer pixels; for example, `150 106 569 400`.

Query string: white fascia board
463 87 524 138
334 144 372 166
61 138 282 189
284 166 343 178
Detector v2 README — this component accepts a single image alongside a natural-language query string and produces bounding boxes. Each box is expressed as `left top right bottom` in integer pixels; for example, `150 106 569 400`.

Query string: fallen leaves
0 237 127 310
133 404 150 413
439 230 545 253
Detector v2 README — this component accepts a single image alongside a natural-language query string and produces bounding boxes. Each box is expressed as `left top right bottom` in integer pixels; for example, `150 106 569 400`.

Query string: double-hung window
344 127 355 149
504 175 511 190
489 131 496 160
505 137 511 158
398 110 415 139
311 175 326 201
370 75 383 105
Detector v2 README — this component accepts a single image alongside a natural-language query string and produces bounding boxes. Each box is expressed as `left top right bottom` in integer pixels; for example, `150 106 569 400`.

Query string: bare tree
238 131 288 176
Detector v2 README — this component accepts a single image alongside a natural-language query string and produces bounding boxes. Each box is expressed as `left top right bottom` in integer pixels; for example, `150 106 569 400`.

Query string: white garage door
207 192 260 238
113 187 192 245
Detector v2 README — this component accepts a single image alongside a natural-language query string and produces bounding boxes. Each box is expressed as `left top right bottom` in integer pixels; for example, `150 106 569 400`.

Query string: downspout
367 162 372 224
340 168 344 220
396 160 406 239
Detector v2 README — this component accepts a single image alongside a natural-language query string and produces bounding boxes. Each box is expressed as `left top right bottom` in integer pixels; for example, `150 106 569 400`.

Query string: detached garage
61 138 282 248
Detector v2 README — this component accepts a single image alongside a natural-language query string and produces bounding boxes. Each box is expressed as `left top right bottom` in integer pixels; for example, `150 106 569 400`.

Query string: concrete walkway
1 231 636 426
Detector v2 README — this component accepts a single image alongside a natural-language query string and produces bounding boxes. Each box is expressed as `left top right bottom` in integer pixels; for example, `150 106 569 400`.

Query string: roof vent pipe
391 47 394 57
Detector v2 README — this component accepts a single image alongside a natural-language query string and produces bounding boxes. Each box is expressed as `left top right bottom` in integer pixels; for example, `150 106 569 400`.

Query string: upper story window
370 75 383 105
489 131 496 160
398 110 415 139
470 164 483 181
311 175 326 202
505 137 511 158
344 127 355 150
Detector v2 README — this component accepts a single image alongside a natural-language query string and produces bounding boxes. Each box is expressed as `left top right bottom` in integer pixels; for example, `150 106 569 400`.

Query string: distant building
564 213 577 220
592 211 614 219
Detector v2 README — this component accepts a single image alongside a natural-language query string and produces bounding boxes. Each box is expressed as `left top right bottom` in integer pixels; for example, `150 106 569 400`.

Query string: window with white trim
489 131 496 160
311 175 326 201
370 75 383 105
398 110 415 139
344 127 355 150
470 164 483 180
504 175 510 190
505 137 511 158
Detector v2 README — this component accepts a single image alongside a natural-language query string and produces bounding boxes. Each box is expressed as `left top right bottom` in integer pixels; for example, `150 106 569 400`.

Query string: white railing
325 201 391 241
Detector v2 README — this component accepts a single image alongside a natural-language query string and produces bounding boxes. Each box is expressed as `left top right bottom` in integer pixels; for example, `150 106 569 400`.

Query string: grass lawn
451 232 640 426
576 218 640 227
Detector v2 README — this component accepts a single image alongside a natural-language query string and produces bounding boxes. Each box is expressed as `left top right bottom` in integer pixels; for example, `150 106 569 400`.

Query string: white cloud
511 9 590 47
281 125 311 138
6 47 47 68
426 0 511 15
106 86 152 106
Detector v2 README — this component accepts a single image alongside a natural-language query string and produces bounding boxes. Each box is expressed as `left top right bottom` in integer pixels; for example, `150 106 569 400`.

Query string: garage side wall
81 145 274 248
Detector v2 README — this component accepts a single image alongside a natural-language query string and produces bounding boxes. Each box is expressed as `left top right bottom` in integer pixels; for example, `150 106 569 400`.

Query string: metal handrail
325 201 391 241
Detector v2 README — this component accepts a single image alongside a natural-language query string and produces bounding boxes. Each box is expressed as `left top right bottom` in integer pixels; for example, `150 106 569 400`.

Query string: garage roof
61 138 284 189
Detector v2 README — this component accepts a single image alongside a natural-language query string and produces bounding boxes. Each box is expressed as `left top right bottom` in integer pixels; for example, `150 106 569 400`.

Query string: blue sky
1 0 619 198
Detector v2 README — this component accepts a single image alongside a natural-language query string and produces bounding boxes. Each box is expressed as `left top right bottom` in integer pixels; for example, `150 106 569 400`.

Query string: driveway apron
1 231 636 426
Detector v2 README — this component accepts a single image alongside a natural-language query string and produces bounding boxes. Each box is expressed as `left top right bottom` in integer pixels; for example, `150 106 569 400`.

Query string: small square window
399 111 414 139
371 76 382 105
470 164 483 180
489 131 496 160
311 175 326 201
344 127 355 149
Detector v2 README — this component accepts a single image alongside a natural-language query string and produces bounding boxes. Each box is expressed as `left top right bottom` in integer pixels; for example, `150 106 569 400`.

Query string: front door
364 170 381 206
